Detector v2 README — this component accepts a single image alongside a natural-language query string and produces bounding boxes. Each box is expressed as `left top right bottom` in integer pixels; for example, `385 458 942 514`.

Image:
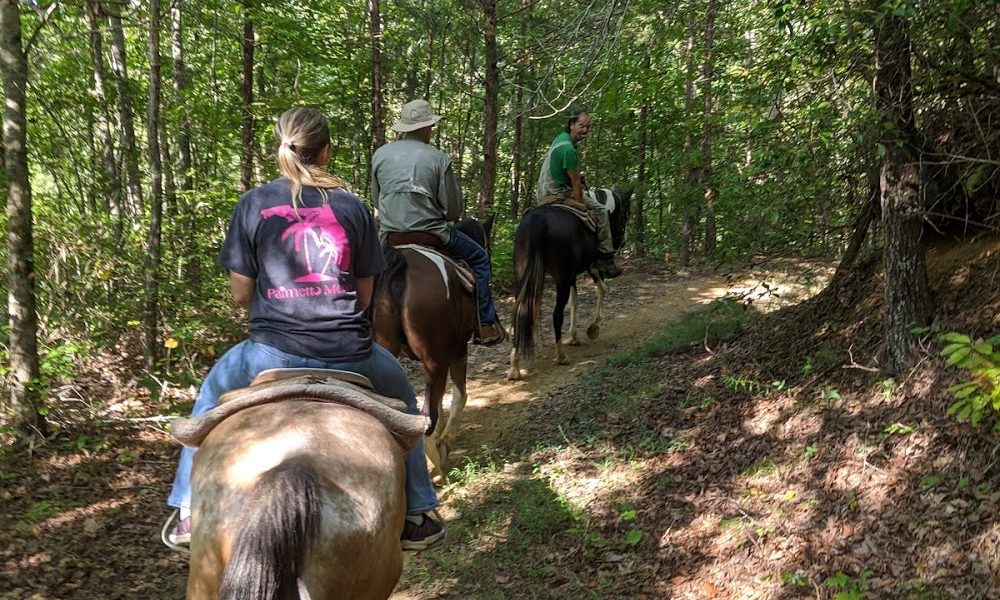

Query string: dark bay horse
508 188 632 380
371 216 493 479
186 400 407 600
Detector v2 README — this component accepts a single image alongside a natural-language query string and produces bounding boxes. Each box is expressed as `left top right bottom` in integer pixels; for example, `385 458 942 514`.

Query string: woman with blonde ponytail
163 107 444 552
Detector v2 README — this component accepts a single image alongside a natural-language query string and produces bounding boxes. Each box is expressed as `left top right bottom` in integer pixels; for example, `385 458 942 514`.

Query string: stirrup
161 509 191 554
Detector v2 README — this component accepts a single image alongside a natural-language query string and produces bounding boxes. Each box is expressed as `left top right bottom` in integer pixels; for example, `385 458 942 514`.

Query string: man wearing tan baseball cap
372 99 507 346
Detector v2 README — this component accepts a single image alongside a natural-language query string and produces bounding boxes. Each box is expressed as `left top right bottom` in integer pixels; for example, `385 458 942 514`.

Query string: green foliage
802 443 819 459
939 333 1000 427
824 570 872 600
781 569 809 588
606 299 748 368
26 498 81 523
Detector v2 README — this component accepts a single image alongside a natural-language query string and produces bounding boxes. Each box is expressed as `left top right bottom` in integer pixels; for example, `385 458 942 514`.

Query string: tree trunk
477 0 499 217
239 5 254 194
1 0 45 438
680 15 696 266
171 0 199 296
510 0 529 220
107 2 144 216
828 171 879 290
144 0 164 369
86 0 121 240
875 10 932 374
635 102 649 255
368 0 386 160
701 0 718 256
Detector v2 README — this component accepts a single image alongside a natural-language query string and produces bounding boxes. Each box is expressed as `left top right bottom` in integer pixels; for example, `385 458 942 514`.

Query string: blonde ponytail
274 108 348 212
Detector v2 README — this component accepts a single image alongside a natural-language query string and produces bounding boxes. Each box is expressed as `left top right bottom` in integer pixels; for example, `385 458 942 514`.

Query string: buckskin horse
371 216 493 480
507 188 632 380
177 372 429 600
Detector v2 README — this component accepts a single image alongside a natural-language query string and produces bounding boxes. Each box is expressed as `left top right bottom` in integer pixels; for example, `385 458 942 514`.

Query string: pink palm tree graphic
261 204 350 283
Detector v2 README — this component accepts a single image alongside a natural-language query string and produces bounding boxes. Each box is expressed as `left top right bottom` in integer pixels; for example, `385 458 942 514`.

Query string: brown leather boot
594 253 623 279
475 321 508 346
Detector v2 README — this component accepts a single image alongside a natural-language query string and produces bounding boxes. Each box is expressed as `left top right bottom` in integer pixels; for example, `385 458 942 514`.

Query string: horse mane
217 458 321 600
453 215 493 254
609 187 633 250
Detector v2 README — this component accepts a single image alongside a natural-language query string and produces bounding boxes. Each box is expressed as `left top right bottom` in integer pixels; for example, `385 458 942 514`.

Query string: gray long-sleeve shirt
371 135 462 243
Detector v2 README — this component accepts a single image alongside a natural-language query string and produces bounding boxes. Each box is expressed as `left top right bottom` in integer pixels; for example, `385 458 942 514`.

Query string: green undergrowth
402 299 755 597
605 297 750 369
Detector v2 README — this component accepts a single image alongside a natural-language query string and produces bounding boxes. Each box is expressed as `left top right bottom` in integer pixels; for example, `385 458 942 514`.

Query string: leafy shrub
939 332 1000 427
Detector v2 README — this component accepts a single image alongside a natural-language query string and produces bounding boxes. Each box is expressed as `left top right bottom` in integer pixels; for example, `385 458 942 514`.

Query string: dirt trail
422 268 736 469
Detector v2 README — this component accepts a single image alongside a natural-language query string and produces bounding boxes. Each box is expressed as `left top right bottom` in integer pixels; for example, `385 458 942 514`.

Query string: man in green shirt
536 110 622 278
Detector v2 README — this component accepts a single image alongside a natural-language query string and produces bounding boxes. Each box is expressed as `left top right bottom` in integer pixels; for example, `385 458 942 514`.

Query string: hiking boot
400 512 446 551
593 253 623 279
474 321 508 346
161 510 191 549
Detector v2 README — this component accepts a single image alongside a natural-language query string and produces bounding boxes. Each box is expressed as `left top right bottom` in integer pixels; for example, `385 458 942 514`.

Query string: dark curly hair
563 109 589 133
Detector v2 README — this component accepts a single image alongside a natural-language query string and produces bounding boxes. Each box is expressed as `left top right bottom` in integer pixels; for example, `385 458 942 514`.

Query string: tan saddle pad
534 196 597 232
170 369 430 452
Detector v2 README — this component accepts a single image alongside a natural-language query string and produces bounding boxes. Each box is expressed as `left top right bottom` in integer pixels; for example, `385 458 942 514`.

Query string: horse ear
483 213 495 237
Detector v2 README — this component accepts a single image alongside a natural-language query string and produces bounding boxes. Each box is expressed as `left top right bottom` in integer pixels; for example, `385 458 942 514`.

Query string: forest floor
1 238 999 599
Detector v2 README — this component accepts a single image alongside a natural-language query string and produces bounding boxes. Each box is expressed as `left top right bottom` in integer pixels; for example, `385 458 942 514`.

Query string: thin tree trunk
87 0 121 237
635 102 649 255
875 10 932 374
368 0 386 160
701 0 718 256
423 2 434 98
107 2 144 216
511 90 523 219
1 0 45 438
144 0 163 369
826 169 879 292
478 0 499 217
171 0 198 296
680 14 696 266
239 6 254 193
510 0 529 219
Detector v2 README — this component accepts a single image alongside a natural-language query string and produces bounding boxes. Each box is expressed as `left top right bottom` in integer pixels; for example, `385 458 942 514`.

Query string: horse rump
217 457 320 600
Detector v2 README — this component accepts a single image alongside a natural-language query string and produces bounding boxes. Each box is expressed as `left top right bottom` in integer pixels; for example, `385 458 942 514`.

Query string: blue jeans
442 228 498 325
167 339 438 515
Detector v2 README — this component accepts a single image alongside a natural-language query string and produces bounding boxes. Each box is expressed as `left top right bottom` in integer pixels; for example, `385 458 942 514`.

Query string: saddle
385 231 442 249
169 368 430 452
534 196 597 232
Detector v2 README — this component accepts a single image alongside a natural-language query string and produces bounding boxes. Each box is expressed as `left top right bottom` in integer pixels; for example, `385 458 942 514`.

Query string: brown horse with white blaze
185 400 406 600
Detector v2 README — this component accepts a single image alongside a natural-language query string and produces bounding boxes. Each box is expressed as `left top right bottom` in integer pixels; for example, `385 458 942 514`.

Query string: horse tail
217 458 321 600
514 215 546 359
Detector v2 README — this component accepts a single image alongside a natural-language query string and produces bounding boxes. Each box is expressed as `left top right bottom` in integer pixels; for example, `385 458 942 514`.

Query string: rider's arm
355 276 374 309
370 165 381 213
229 271 255 311
567 169 584 203
440 161 463 221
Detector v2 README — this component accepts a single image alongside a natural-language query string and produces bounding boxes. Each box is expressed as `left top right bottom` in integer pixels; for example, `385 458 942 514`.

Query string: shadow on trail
0 423 188 599
401 255 1000 598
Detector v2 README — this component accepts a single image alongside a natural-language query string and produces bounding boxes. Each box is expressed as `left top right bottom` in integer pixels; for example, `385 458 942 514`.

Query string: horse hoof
587 324 600 340
566 336 581 346
554 355 570 366
507 369 521 381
